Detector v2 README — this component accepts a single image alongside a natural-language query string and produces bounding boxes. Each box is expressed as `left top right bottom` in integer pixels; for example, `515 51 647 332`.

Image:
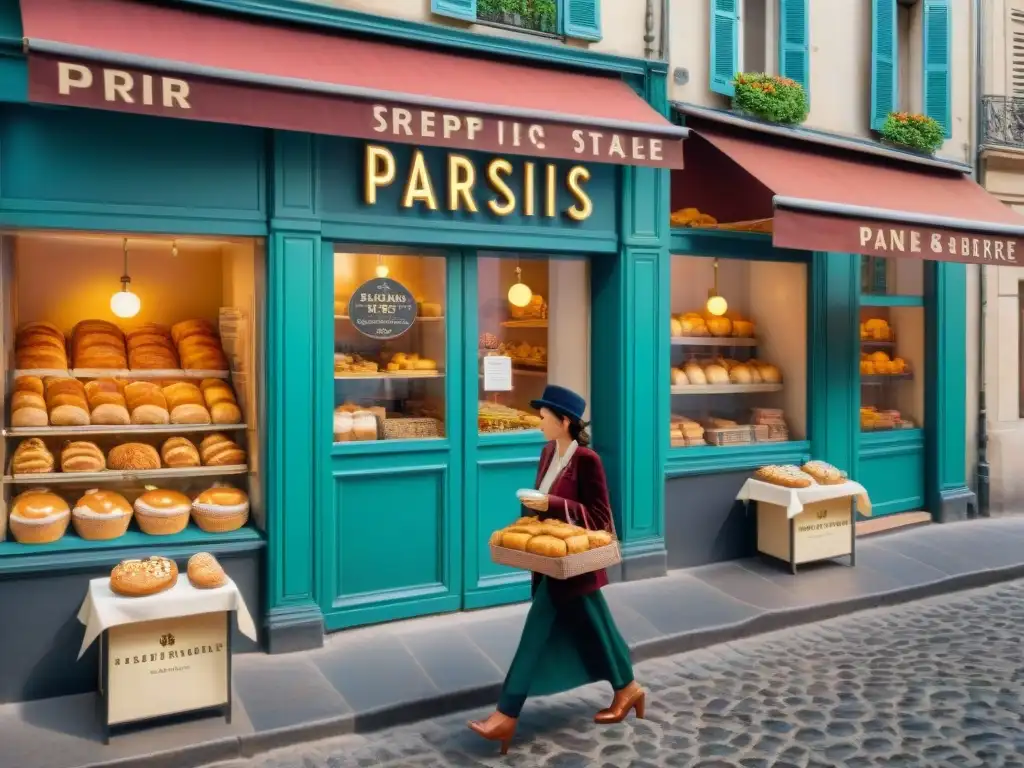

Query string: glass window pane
332 249 446 442
669 254 807 447
477 254 589 434
859 305 923 431
861 255 923 297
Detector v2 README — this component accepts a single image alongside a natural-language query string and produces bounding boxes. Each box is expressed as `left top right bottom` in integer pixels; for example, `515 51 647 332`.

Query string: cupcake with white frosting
72 489 132 541
133 487 191 535
10 489 70 544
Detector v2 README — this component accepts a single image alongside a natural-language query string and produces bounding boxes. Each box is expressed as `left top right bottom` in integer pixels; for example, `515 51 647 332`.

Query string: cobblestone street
211 579 1024 768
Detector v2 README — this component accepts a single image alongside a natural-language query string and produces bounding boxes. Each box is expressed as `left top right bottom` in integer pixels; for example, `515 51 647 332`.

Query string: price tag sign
348 277 418 339
483 355 513 392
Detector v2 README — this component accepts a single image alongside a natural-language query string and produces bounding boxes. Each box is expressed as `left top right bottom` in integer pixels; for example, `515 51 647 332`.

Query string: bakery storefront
0 0 682 698
663 106 1024 569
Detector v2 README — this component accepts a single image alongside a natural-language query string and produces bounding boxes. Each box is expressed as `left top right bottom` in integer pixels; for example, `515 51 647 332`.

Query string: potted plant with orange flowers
731 73 809 126
878 111 944 155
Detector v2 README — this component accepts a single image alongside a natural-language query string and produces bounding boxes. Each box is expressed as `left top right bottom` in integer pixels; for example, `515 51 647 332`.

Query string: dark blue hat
531 385 586 423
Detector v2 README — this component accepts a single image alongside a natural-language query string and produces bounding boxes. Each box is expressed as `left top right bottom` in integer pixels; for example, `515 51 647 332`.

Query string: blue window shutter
870 0 897 131
923 0 952 138
560 0 602 42
710 0 739 97
430 0 477 22
778 0 810 96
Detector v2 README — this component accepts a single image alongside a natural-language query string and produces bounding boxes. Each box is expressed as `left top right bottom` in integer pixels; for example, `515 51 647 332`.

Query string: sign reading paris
348 277 418 340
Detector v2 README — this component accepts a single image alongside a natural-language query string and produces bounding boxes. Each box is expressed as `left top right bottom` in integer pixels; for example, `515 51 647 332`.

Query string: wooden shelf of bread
670 415 705 447
671 356 782 394
334 351 441 378
5 422 247 438
670 312 756 341
860 407 915 431
478 401 542 432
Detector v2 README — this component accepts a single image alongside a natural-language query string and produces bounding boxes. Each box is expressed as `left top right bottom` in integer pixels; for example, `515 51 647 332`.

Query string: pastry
704 364 730 384
72 489 132 540
12 438 55 474
109 556 178 597
526 534 568 557
729 364 753 384
187 552 227 589
754 464 814 489
802 460 846 485
210 401 242 424
133 489 192 535
500 531 532 551
587 530 613 548
160 436 200 468
170 403 212 425
198 433 246 466
683 362 707 385
489 529 504 546
9 489 70 544
60 441 106 472
564 534 591 554
192 485 250 532
107 443 161 471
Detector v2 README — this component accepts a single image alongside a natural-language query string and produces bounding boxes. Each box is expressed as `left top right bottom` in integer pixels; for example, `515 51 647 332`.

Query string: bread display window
0 232 263 548
859 307 923 431
669 255 807 448
477 255 590 434
333 249 446 442
861 255 924 297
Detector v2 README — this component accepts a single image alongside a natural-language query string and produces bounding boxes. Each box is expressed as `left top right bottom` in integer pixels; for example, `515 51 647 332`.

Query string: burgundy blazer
529 441 615 602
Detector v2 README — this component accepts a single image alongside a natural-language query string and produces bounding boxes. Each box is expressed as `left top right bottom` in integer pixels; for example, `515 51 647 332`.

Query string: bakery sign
347 277 418 340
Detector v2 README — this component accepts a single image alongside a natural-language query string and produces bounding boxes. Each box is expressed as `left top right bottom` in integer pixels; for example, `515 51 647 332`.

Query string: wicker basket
490 541 622 579
382 417 443 440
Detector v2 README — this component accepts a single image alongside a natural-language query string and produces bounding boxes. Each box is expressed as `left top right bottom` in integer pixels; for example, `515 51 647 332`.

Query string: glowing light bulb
375 264 390 278
508 282 533 308
705 294 728 317
110 289 141 318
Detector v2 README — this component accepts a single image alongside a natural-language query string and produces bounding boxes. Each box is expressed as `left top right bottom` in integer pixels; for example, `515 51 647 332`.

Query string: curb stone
79 560 1024 768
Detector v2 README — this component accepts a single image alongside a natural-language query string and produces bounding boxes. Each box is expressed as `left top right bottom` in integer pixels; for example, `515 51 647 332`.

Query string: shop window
333 250 446 443
1010 4 1024 96
669 254 807 448
1 231 262 549
431 0 601 41
860 255 924 296
477 255 590 434
859 303 924 432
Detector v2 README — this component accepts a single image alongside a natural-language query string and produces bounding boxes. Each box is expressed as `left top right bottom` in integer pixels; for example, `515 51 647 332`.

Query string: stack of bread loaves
15 321 68 371
45 377 91 426
124 381 170 425
84 378 131 425
671 357 782 388
172 319 229 372
163 381 212 425
71 320 128 370
10 376 48 427
198 433 247 466
126 324 180 370
200 379 243 424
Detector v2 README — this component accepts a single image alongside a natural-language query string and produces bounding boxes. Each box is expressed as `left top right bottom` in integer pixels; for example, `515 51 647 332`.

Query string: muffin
133 488 192 535
72 489 132 541
9 489 70 544
191 485 250 533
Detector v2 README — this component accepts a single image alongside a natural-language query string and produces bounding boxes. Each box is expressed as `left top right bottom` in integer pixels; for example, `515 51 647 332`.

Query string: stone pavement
204 578 1024 768
5 515 1024 768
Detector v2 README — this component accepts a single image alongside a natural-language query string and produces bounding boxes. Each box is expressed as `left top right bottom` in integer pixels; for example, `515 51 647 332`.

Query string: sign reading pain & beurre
348 277 418 340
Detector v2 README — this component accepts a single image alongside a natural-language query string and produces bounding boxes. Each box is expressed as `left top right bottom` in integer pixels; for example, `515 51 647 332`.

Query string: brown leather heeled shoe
595 684 646 724
468 711 517 755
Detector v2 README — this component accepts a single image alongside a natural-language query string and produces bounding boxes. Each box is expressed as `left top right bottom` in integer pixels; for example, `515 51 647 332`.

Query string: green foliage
878 112 945 154
478 0 555 32
731 73 809 126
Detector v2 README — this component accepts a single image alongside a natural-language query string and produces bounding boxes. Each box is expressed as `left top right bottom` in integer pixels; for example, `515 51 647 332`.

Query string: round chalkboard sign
347 277 418 340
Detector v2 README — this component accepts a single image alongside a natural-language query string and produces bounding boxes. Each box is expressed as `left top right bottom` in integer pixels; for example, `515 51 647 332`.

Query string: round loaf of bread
60 441 106 472
200 436 246 467
210 401 242 424
12 438 55 474
107 443 161 471
73 489 132 540
11 406 48 427
10 489 70 544
163 382 205 409
202 385 236 407
187 552 227 589
160 436 200 468
15 376 45 395
49 404 90 427
110 556 178 597
192 486 250 532
170 403 212 425
130 404 170 425
88 404 130 426
134 489 191 535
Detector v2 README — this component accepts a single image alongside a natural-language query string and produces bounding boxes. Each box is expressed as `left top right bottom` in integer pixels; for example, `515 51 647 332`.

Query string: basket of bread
489 513 621 580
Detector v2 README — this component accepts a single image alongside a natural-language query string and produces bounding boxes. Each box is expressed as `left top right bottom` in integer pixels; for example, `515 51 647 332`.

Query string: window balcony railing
982 95 1024 151
477 0 557 35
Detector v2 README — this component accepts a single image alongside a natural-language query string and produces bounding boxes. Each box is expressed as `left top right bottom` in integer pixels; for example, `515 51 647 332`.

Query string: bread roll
12 391 46 412
125 381 168 411
683 363 707 385
526 534 568 557
11 406 48 427
171 319 216 345
187 552 227 589
210 401 242 424
50 404 90 426
72 489 132 540
163 382 205 410
46 378 86 401
729 364 753 384
61 441 106 472
704 364 730 384
170 403 212 425
133 489 191 535
9 490 70 544
671 368 689 386
201 439 246 467
110 556 178 597
131 404 170 425
587 530 613 548
192 485 250 533
15 376 44 396
202 384 237 408
489 529 504 546
500 531 532 551
48 392 89 410
107 443 161 471
160 436 200 468
564 534 590 554
12 438 55 474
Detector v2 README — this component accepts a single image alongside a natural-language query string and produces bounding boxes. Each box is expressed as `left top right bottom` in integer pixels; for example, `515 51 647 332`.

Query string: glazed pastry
191 485 250 532
754 464 814 489
160 436 201 468
526 534 568 557
9 489 70 544
109 556 178 597
72 489 132 540
60 441 106 472
107 443 161 471
801 460 847 486
133 489 191 535
187 552 227 589
12 438 55 474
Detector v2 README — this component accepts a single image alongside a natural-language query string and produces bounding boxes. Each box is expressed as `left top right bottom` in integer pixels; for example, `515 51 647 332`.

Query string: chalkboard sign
347 277 418 339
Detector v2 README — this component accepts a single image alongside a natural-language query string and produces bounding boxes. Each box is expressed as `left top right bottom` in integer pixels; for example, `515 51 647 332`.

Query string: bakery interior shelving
0 231 263 550
859 309 922 432
669 255 806 449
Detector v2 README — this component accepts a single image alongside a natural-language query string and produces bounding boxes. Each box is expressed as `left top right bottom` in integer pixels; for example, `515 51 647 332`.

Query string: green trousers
497 577 634 718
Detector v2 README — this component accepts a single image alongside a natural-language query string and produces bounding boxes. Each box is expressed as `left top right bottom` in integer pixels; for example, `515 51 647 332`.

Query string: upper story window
431 0 601 42
1009 3 1024 96
871 0 951 136
709 0 809 98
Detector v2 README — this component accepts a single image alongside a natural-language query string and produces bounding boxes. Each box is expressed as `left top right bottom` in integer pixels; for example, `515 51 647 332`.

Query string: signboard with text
347 278 418 340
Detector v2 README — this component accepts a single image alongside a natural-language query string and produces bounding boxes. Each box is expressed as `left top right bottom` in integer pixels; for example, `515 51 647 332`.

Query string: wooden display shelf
0 523 261 557
4 423 248 438
670 383 783 395
15 368 231 380
335 371 444 380
671 336 758 348
861 373 913 385
3 464 248 485
500 319 547 328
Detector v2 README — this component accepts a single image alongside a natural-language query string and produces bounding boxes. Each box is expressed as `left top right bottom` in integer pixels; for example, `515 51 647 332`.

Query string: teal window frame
431 0 601 42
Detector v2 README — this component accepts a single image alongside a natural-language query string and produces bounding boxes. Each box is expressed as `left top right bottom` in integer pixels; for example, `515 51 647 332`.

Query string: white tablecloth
736 478 872 519
77 576 257 659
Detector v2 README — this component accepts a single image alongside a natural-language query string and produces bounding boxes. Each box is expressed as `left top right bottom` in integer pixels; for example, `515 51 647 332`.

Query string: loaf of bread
526 535 568 557
60 441 106 472
126 324 180 370
12 437 55 474
123 381 170 425
801 460 846 486
10 376 48 427
500 531 532 551
134 489 191 535
72 489 132 540
110 556 178 597
15 321 68 371
107 442 161 471
44 377 90 426
83 378 130 425
198 433 246 466
202 381 242 424
683 362 707 385
489 515 616 565
173 319 228 371
187 552 227 589
192 485 250 532
160 436 200 468
71 320 127 369
9 489 70 544
754 464 813 488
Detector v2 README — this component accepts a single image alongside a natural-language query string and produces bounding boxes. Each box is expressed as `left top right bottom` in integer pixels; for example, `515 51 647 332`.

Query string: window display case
859 306 924 431
333 250 446 442
0 231 263 546
669 255 806 448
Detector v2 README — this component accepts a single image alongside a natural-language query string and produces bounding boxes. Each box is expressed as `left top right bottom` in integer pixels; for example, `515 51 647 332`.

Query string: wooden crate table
77 574 257 743
737 478 872 575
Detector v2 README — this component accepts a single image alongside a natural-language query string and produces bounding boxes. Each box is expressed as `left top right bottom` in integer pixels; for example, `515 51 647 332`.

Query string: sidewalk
4 516 1024 768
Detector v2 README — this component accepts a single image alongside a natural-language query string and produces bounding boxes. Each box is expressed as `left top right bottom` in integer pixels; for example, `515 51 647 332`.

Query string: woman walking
468 385 645 754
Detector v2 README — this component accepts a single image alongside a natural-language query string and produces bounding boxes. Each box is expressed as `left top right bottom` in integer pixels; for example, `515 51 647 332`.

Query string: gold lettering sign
362 144 593 221
858 225 1019 263
57 61 191 110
